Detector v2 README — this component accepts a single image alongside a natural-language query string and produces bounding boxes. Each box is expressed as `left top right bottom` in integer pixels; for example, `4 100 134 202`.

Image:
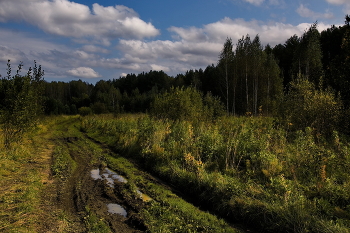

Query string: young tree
0 60 44 148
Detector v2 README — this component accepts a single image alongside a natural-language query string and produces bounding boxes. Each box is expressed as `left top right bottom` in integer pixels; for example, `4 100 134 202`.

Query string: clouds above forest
114 18 331 74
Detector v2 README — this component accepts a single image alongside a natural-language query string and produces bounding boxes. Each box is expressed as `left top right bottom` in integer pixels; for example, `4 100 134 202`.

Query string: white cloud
297 4 334 20
169 18 318 46
0 0 159 43
326 0 348 5
241 0 286 6
244 0 265 6
325 0 350 13
150 64 170 72
67 67 101 79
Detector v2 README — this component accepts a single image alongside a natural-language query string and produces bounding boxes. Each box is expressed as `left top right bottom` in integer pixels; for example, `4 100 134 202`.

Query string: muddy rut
54 135 147 233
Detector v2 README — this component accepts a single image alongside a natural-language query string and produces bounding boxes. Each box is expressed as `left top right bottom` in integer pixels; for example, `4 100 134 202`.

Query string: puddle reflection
107 203 127 217
90 168 128 188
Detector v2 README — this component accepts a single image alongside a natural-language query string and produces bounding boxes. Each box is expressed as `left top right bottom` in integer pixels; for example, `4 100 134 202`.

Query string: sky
0 0 349 83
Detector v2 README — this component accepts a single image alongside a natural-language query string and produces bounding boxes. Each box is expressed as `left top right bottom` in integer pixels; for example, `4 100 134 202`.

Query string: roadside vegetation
82 111 350 232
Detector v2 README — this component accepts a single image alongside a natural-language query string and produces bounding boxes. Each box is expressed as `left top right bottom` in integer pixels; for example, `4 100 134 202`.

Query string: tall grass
0 120 55 232
82 114 350 232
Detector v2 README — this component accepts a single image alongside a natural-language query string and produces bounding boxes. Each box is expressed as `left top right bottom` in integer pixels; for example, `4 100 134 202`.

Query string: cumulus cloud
169 18 319 46
67 67 101 78
0 0 159 42
297 4 334 20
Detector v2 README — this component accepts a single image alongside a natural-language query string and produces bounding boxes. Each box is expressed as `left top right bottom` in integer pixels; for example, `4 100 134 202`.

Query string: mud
54 136 147 232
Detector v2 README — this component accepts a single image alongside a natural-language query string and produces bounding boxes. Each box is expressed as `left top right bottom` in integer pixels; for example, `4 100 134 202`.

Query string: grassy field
82 114 350 233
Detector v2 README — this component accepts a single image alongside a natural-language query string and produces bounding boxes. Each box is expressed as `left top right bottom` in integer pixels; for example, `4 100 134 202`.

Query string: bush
78 106 92 116
150 86 225 122
282 77 341 137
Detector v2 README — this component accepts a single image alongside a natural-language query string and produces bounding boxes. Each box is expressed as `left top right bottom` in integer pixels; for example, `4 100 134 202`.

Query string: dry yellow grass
0 117 72 232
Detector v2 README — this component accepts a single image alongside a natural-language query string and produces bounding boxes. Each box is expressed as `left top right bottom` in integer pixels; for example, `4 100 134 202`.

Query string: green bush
282 77 341 137
150 86 224 122
78 106 92 116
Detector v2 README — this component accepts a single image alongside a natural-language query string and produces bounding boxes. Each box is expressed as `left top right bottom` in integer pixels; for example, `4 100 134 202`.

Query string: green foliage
295 22 324 86
78 106 92 116
0 60 44 148
150 86 225 122
282 77 341 136
84 207 110 233
51 144 76 180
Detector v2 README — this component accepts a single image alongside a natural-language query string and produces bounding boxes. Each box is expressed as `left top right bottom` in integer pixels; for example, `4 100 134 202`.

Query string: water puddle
91 167 152 218
136 190 153 202
90 169 102 180
90 168 128 188
107 203 127 217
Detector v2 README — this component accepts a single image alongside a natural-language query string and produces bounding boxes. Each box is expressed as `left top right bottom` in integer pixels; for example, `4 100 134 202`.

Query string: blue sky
0 0 349 83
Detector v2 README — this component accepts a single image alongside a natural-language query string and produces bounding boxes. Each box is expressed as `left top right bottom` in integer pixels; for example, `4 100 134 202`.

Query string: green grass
84 206 111 233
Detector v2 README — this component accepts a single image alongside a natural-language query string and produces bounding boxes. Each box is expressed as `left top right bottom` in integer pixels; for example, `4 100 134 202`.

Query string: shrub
78 106 92 116
282 77 341 137
150 86 225 122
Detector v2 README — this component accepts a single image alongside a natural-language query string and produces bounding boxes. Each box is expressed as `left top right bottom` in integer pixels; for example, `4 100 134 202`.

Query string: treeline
42 17 350 117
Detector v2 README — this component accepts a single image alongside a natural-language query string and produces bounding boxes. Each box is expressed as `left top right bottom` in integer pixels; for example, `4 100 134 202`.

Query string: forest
1 16 350 233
